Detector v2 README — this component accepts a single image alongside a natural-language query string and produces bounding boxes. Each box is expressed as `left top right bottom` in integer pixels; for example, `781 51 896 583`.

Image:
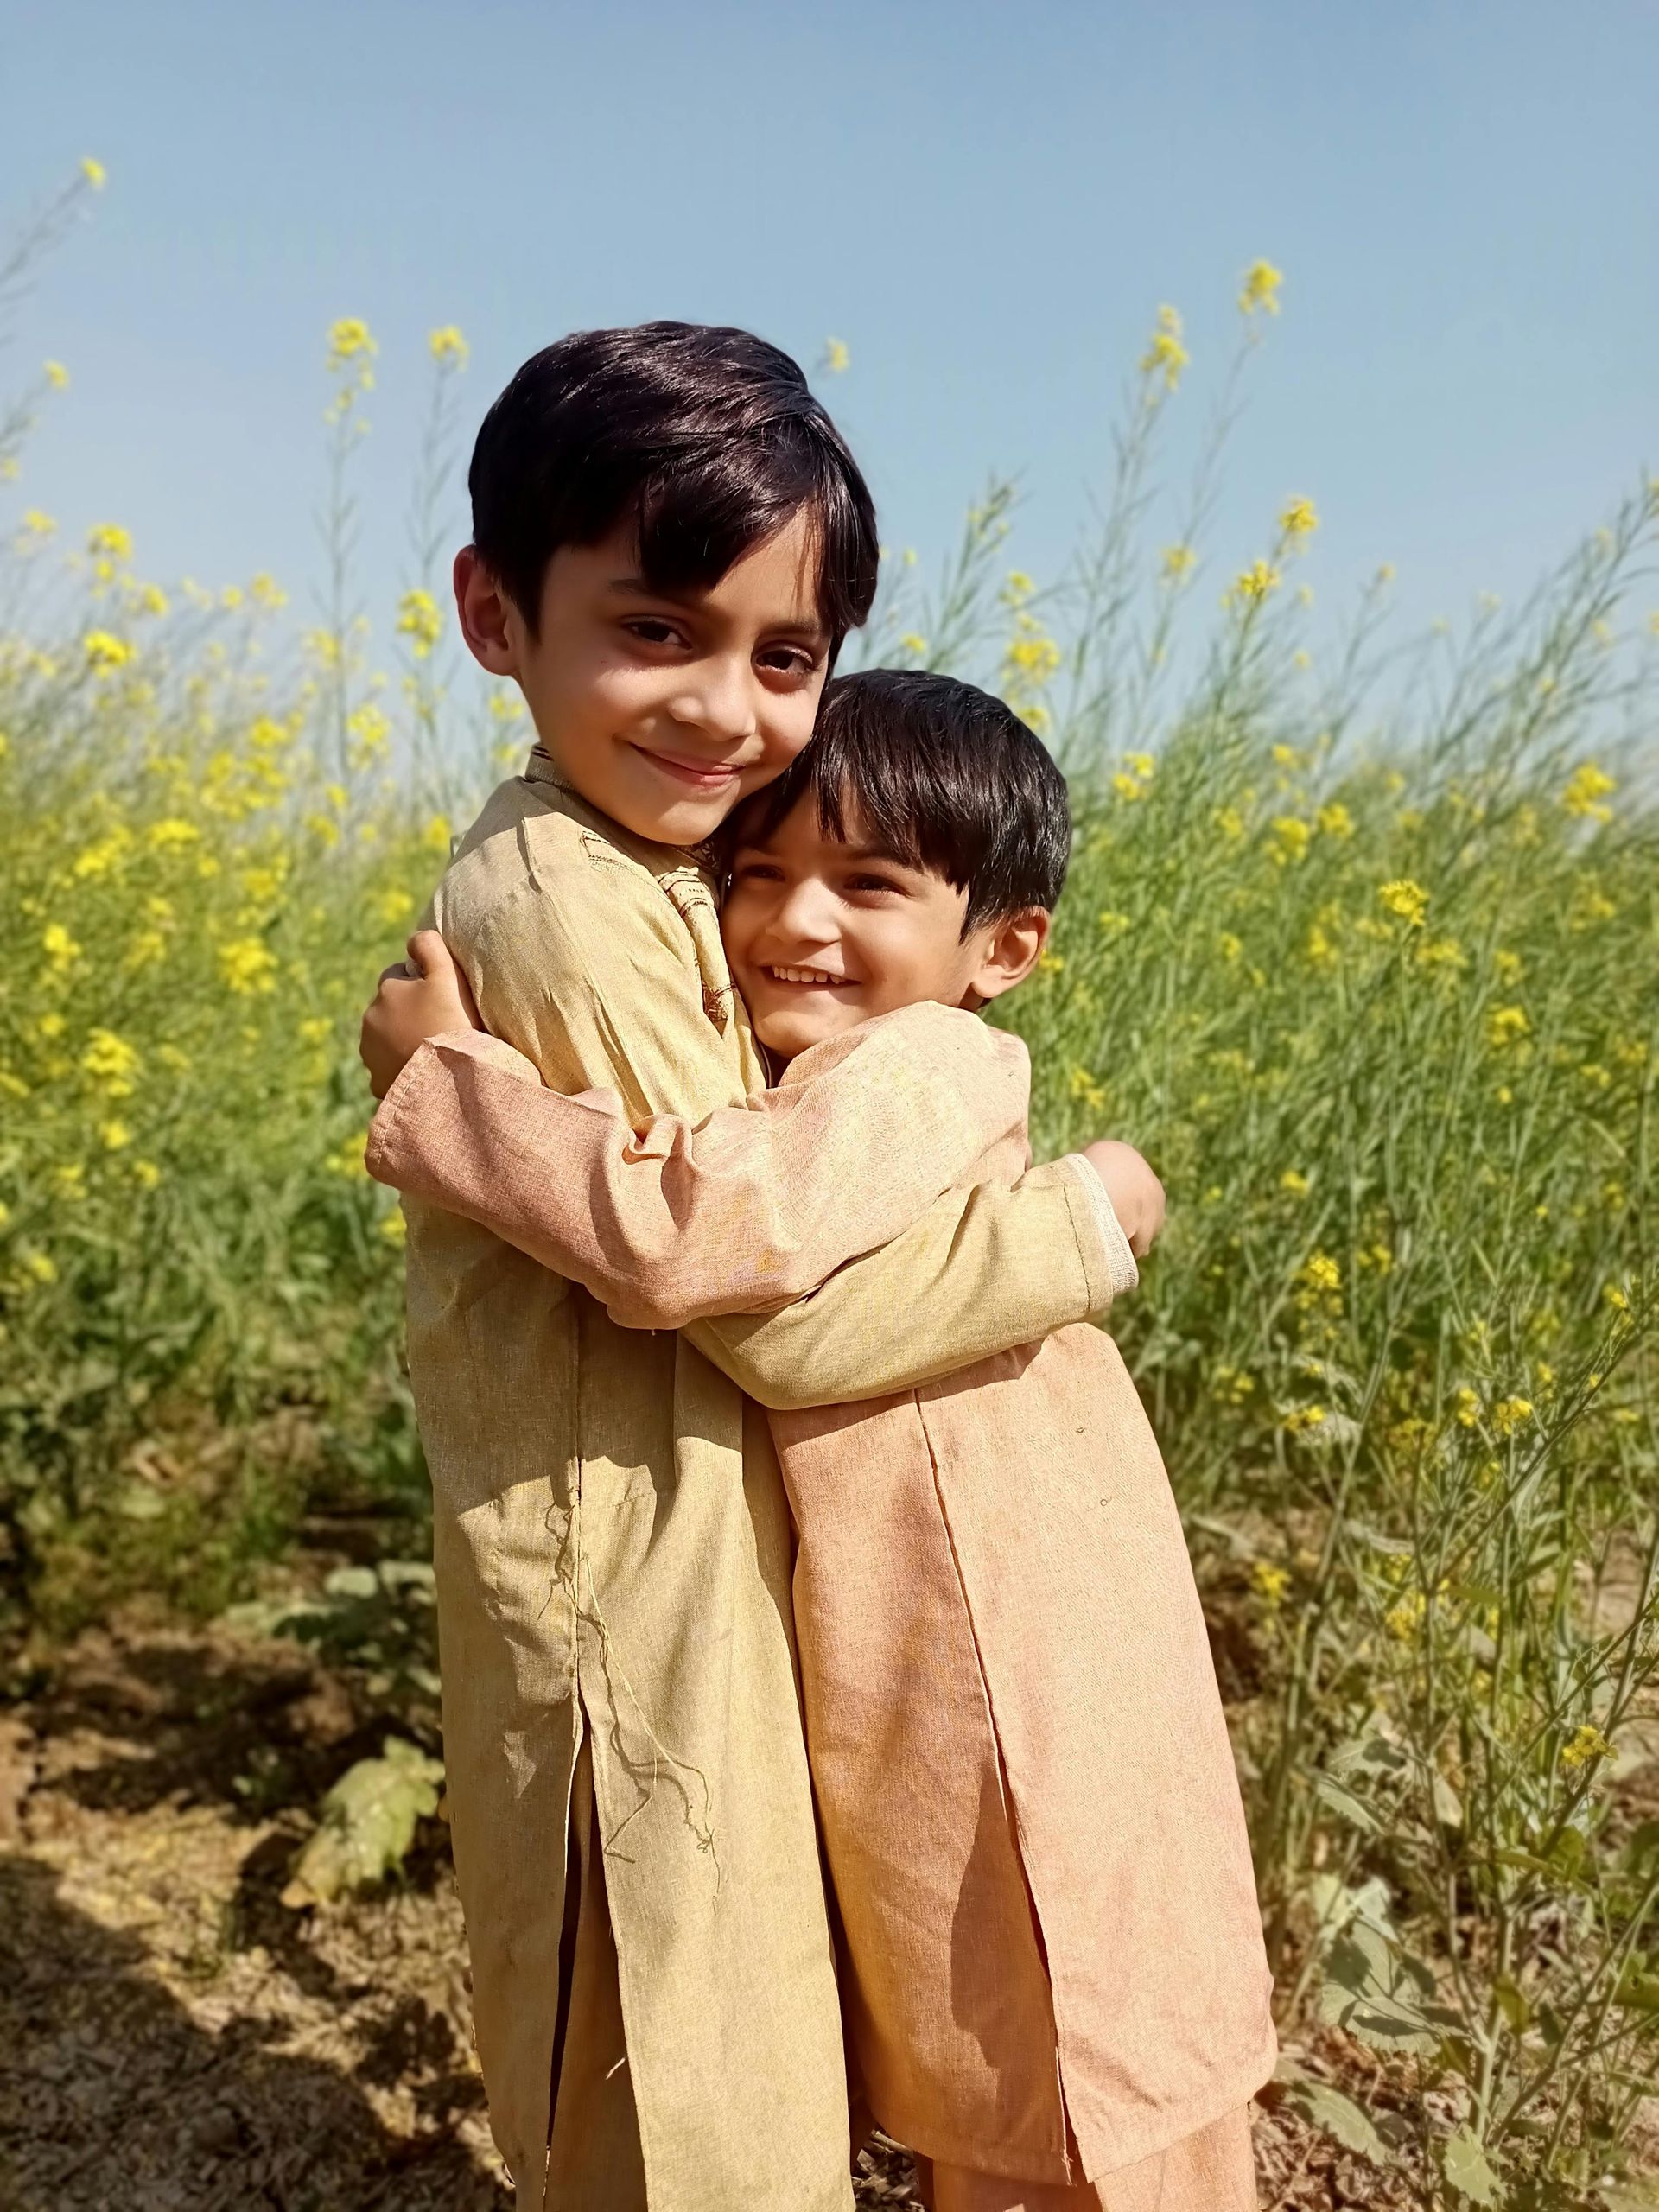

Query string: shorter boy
365 671 1274 2210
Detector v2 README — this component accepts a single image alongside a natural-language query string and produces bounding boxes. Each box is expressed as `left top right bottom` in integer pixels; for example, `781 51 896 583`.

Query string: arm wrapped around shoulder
366 1001 1033 1327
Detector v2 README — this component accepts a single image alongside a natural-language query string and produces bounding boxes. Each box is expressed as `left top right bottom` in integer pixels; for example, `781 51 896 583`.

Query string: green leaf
1276 2070 1394 2166
1442 2124 1505 2207
1320 1923 1458 2057
1492 1974 1530 2034
283 1737 443 1906
1611 1967 1659 2013
1313 1774 1383 1834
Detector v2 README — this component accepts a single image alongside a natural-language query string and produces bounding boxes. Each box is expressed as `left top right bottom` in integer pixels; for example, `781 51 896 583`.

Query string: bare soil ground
1 1611 1423 2210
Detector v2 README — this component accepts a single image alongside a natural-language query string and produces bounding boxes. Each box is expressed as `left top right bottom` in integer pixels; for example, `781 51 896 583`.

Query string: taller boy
411 325 1135 2210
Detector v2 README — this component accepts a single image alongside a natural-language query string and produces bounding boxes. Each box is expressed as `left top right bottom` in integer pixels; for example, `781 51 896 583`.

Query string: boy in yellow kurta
365 672 1277 2210
389 326 1135 2210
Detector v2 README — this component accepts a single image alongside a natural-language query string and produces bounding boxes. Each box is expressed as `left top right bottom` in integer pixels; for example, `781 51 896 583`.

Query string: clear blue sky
3 0 1656 663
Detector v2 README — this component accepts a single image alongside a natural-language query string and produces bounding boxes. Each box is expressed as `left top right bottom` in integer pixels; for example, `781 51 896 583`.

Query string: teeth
768 965 844 986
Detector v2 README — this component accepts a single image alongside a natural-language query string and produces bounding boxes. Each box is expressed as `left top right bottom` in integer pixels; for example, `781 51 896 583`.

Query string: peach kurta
370 997 1277 2191
382 757 1124 2210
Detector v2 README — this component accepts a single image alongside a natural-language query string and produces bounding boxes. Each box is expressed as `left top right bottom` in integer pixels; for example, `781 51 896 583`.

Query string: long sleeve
367 1003 1035 1329
421 857 1120 1396
685 1154 1126 1409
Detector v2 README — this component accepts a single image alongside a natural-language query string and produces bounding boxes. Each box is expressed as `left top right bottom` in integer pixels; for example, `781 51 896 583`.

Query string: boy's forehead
739 785 927 874
586 509 829 631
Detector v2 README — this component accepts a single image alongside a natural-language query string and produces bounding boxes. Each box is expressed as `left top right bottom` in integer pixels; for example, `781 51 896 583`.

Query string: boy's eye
845 873 905 897
623 617 685 648
756 645 819 680
734 861 785 884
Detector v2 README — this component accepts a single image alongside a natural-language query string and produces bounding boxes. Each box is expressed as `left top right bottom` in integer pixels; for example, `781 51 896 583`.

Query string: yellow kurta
391 753 1121 2209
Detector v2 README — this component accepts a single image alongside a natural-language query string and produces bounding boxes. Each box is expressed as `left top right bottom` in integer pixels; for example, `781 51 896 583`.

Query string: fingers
404 929 452 979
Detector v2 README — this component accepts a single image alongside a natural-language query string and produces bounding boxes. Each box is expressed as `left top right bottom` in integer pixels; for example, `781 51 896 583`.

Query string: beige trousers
542 1735 648 2212
915 2105 1257 2212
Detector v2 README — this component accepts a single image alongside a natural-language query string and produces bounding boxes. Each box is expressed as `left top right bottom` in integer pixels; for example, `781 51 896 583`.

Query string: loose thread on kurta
539 1494 721 1885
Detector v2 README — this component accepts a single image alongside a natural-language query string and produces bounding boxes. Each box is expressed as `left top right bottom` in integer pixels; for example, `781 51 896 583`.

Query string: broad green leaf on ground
1319 1918 1459 2056
1441 2124 1505 2207
1313 1773 1383 1834
1273 2061 1395 2166
282 1737 444 1906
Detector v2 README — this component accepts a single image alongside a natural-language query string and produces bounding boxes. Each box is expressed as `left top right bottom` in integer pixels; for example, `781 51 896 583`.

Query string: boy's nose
665 655 757 744
766 877 841 950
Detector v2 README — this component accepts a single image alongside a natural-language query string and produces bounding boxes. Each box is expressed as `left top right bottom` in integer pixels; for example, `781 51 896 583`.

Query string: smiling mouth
760 964 852 989
629 743 743 791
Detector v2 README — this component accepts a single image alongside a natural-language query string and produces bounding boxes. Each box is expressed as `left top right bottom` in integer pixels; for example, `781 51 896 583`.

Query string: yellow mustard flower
1238 259 1284 316
87 523 133 563
396 588 445 658
1139 304 1190 391
80 156 107 189
1161 543 1196 582
822 337 850 374
429 325 471 366
1280 1169 1310 1197
326 1133 371 1180
1487 1005 1531 1049
1560 1724 1613 1772
82 1028 141 1096
1560 760 1616 822
1279 496 1319 538
42 921 83 964
1377 878 1429 928
21 508 55 537
219 938 278 995
1232 559 1281 604
327 316 378 370
1491 1396 1534 1440
82 630 134 672
1068 1065 1107 1112
43 359 69 391
1251 1561 1290 1608
1281 1406 1327 1436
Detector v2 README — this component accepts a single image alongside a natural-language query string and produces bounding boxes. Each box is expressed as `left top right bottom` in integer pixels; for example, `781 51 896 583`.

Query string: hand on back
1082 1138 1166 1260
359 930 482 1100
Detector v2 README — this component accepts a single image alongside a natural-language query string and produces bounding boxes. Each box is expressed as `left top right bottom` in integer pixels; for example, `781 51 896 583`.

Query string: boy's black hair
732 669 1071 933
468 321 879 647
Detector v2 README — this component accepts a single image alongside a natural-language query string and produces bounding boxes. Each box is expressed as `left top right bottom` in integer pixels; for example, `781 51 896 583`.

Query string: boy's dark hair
733 669 1071 932
469 321 879 648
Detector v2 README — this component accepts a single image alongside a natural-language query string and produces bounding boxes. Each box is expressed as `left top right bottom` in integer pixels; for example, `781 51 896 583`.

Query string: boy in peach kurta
365 671 1276 2209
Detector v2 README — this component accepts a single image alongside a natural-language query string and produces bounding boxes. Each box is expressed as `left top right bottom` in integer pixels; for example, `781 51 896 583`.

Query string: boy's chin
750 1001 865 1060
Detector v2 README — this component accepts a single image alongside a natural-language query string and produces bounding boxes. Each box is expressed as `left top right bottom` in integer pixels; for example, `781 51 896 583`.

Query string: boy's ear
454 546 521 677
968 907 1051 1007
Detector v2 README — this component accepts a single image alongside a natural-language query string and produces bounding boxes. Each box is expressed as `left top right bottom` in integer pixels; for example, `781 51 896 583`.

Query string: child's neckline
521 747 715 875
